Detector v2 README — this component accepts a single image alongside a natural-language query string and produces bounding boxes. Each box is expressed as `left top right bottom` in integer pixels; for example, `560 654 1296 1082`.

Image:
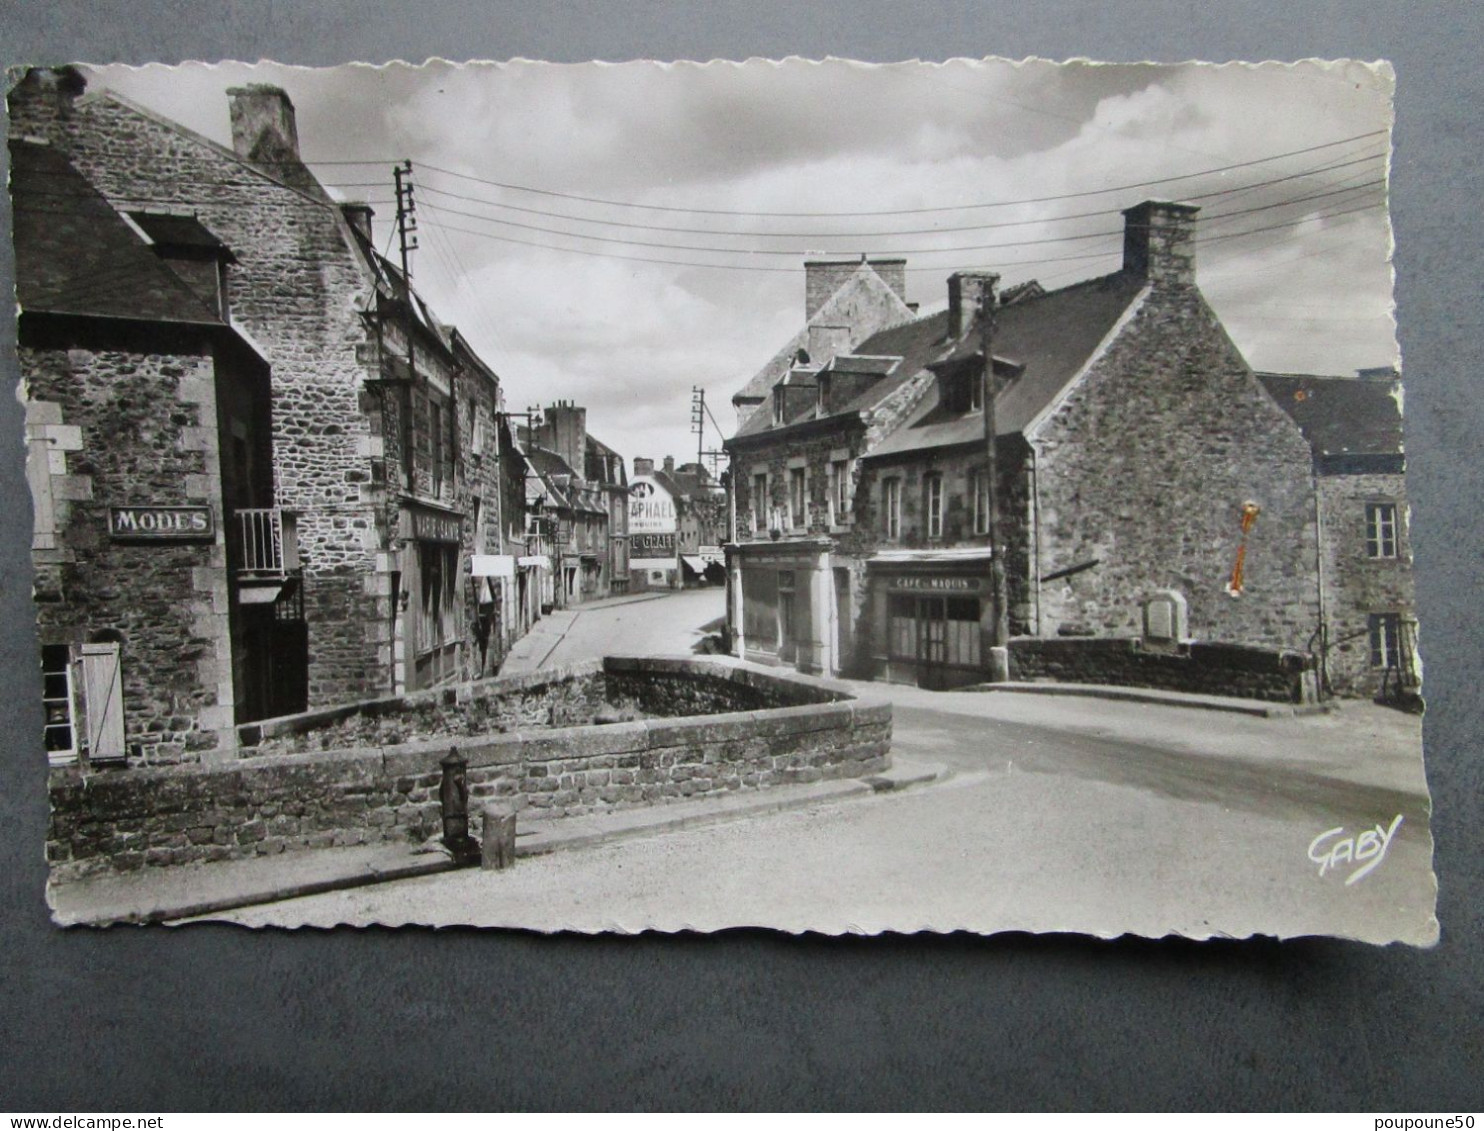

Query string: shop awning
470 554 516 579
867 547 994 566
680 555 708 575
698 546 725 565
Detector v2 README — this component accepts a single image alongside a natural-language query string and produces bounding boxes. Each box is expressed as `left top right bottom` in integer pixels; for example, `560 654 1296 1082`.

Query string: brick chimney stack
662 455 675 475
227 84 301 167
542 402 586 475
947 271 1000 341
7 66 87 140
1122 200 1199 287
634 457 655 477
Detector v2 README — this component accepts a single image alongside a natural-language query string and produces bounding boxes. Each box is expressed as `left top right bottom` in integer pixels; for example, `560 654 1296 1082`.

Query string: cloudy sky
83 57 1397 468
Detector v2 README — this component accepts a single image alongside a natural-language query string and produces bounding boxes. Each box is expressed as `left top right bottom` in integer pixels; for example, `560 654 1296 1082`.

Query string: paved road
220 589 1436 944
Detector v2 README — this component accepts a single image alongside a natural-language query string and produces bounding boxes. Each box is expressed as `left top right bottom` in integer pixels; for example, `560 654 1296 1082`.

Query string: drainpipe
1030 446 1043 638
1311 466 1329 700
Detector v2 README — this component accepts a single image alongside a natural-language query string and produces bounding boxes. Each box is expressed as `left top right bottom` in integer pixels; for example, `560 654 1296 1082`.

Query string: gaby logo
1308 815 1404 886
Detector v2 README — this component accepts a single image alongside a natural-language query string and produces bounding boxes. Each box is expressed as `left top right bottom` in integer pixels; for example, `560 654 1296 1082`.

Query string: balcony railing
236 508 299 578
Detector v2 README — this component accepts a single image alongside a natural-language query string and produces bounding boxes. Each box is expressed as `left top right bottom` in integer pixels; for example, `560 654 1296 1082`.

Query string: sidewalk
48 756 945 926
966 680 1330 718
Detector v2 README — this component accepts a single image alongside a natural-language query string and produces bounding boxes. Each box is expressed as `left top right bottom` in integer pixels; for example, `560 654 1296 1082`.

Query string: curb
968 681 1328 719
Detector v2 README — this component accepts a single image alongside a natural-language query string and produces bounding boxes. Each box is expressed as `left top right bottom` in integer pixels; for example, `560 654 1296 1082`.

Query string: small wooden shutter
80 641 126 762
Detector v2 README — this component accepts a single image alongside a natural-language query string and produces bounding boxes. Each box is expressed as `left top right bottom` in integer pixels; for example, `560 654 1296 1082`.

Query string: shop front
731 539 835 675
400 502 464 691
867 549 995 689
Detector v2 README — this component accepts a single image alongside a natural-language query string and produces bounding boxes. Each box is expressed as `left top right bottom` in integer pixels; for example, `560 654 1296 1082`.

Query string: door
916 596 949 690
833 567 852 676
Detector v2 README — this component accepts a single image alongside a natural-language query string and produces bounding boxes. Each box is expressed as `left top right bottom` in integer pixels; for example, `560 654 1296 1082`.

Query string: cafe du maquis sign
109 505 214 541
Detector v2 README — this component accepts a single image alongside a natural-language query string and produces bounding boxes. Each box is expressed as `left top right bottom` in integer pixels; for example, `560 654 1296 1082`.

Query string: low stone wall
48 657 889 879
1008 637 1315 703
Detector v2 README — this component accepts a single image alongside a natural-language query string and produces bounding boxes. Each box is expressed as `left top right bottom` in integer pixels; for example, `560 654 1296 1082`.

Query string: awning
518 555 551 570
680 555 708 575
470 554 516 579
698 546 725 565
867 547 993 566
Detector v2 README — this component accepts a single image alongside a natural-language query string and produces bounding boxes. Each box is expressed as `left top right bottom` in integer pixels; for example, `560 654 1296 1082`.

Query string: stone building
10 68 528 719
586 434 630 595
1259 368 1417 700
522 402 624 606
633 456 728 587
727 201 1323 694
730 254 914 427
12 137 304 766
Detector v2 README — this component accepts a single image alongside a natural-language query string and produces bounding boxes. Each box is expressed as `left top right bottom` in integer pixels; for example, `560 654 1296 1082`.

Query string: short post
481 804 518 871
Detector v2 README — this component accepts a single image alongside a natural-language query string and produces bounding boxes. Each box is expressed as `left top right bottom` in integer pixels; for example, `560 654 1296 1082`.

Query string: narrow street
221 588 1435 944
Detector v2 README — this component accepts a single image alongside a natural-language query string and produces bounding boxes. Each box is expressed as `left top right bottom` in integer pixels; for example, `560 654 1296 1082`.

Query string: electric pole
980 284 1010 680
392 159 418 281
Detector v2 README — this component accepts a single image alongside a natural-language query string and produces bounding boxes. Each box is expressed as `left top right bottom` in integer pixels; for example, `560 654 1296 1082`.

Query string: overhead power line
408 128 1386 218
381 146 1385 241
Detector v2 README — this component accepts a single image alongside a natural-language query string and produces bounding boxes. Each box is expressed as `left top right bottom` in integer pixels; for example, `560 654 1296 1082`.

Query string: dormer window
772 385 786 425
970 373 984 413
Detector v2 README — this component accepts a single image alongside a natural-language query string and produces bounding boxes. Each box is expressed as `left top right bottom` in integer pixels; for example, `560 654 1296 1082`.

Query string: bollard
988 645 1010 684
481 804 518 871
439 747 480 864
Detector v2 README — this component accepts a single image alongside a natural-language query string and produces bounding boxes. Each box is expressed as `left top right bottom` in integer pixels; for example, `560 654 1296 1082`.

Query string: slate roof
9 139 223 326
1256 372 1403 461
867 271 1146 458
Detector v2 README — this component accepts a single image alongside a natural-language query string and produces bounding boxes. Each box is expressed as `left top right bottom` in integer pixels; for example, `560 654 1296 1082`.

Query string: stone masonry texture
47 658 889 879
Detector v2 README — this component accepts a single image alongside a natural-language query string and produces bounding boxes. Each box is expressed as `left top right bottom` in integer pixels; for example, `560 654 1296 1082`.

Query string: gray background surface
1 1 1479 1111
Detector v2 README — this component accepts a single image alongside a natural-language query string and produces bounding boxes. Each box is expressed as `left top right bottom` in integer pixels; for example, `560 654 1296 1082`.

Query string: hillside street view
10 57 1435 942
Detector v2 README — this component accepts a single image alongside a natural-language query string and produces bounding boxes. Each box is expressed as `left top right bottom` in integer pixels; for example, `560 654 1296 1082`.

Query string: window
1369 613 1401 669
970 373 985 413
430 399 445 494
41 644 76 765
883 477 901 540
789 467 807 530
971 470 990 536
926 474 944 538
1365 502 1398 558
418 542 459 653
752 473 769 533
772 386 786 425
830 459 850 525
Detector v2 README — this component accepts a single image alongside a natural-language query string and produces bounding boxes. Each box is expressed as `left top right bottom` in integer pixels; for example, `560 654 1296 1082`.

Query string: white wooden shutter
80 642 126 762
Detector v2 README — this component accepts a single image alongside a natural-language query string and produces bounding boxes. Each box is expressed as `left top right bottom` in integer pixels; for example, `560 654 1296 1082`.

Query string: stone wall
1029 285 1321 652
1317 472 1415 696
22 331 235 764
47 658 888 880
1009 637 1313 703
10 80 392 707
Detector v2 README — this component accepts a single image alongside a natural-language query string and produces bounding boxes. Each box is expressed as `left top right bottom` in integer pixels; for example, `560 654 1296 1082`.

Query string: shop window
1369 612 1401 670
926 474 944 539
1365 502 1397 558
883 478 901 540
943 597 982 667
418 542 459 654
887 594 916 660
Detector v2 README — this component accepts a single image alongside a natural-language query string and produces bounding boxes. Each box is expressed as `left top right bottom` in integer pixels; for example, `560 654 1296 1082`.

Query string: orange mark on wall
1226 501 1262 597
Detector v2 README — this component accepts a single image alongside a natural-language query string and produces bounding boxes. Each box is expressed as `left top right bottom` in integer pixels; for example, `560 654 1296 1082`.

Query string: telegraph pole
392 159 418 281
980 285 1010 681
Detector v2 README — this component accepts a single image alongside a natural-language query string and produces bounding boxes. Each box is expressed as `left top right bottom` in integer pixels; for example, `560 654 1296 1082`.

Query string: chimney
7 66 87 140
634 457 655 477
340 202 375 243
804 254 908 320
227 85 301 166
1122 200 1199 287
543 402 586 476
663 456 675 475
947 272 1000 341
